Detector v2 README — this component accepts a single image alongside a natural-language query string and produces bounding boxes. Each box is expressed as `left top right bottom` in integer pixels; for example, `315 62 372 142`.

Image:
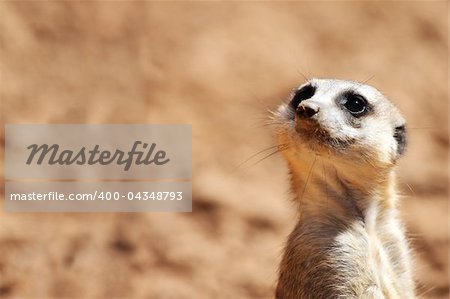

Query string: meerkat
273 79 414 299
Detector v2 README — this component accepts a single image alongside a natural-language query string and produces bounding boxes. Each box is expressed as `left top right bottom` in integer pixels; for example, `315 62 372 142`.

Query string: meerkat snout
296 102 320 118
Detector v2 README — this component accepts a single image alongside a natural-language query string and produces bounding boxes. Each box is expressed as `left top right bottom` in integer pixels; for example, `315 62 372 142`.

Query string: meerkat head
275 79 407 171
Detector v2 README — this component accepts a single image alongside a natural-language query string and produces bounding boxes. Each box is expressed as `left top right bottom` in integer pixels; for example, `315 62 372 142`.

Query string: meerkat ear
394 125 407 156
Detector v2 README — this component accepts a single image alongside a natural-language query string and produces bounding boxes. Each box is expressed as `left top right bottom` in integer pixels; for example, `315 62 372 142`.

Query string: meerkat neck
287 154 397 221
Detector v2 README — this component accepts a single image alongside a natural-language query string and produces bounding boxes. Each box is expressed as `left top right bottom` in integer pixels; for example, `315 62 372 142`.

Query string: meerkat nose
296 102 320 118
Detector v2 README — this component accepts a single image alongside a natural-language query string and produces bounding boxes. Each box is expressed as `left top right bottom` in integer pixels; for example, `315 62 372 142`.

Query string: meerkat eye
344 94 368 116
290 84 316 109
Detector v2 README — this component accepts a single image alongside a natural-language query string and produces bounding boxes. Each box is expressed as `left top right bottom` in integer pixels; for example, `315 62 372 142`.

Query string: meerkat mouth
294 118 355 153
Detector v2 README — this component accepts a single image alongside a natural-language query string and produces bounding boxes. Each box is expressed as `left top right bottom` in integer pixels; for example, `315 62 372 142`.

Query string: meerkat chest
331 203 406 298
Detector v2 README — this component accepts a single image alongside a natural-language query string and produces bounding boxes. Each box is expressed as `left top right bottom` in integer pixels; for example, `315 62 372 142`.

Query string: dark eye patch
341 91 372 118
290 84 316 109
394 125 407 156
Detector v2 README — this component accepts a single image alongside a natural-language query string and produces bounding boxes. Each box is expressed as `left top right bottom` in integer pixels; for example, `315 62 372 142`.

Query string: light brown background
0 2 448 299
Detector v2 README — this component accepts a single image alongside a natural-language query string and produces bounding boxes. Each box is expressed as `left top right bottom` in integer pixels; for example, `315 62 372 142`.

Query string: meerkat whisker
234 143 291 172
247 145 292 168
299 155 317 207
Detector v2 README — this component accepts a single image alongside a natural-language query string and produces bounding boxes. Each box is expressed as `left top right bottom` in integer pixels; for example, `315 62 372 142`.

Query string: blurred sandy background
0 2 448 299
